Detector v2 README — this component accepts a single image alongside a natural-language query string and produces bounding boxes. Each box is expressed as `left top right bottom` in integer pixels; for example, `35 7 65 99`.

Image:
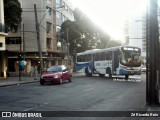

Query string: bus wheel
106 68 112 78
125 75 129 80
89 73 92 77
86 73 92 77
109 73 112 78
99 74 105 77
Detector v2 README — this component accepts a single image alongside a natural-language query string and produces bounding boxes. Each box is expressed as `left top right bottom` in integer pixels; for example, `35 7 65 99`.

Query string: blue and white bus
76 46 141 79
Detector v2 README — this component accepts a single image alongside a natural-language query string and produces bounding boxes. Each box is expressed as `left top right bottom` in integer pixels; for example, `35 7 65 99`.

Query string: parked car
40 65 72 85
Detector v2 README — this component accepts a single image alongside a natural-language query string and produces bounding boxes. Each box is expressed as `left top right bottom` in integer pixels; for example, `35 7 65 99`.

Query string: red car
40 65 72 85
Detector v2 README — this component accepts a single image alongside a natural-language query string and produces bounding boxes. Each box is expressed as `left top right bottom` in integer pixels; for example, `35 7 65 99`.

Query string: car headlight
54 74 59 78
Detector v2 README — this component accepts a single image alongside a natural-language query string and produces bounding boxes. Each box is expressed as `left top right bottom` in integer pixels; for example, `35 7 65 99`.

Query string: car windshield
47 66 62 72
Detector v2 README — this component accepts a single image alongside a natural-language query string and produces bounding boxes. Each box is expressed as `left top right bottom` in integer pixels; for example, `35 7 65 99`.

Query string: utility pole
23 24 25 60
66 28 70 67
19 37 22 81
34 4 43 73
146 0 159 105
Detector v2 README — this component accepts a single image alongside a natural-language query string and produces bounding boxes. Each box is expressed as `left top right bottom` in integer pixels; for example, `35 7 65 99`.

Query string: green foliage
4 0 22 31
107 40 121 47
60 8 110 56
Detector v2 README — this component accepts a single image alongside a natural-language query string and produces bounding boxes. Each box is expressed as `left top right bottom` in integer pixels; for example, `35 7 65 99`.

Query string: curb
0 80 39 87
0 73 84 87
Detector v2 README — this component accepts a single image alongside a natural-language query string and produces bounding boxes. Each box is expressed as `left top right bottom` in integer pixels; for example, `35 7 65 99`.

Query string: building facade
0 0 7 79
123 11 146 63
6 0 74 75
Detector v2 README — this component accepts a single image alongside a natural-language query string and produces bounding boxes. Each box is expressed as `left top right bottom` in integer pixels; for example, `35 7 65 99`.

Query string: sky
69 0 147 41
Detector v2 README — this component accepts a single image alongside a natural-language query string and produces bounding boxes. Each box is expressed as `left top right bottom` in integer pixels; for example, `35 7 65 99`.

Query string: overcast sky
69 0 147 40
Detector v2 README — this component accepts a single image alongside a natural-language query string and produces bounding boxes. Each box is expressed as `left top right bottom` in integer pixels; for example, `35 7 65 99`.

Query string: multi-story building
0 0 7 79
123 11 146 61
6 0 74 75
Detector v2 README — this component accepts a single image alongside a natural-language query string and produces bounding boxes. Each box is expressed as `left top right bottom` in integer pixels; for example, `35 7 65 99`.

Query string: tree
4 0 22 31
61 8 110 54
60 8 110 71
107 40 121 47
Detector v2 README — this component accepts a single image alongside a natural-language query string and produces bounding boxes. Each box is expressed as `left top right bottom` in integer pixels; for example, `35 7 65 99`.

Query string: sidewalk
0 72 85 87
0 76 39 87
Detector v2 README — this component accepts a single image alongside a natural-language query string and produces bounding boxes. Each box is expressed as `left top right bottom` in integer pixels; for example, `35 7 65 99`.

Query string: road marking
23 102 50 111
23 107 36 111
84 87 94 92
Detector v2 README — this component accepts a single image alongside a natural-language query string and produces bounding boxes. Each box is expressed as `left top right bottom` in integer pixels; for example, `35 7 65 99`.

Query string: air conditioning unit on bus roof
85 49 101 52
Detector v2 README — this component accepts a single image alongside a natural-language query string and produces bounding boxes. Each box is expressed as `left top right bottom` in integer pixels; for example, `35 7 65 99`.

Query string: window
56 11 62 19
0 43 3 47
5 37 21 44
86 54 91 61
77 55 85 62
65 5 69 11
56 0 61 5
106 52 112 60
62 15 65 22
100 52 106 60
95 53 100 61
46 22 52 33
58 60 62 65
69 8 73 15
46 6 52 15
47 38 51 49
62 2 65 8
56 26 61 32
56 0 62 7
51 60 56 65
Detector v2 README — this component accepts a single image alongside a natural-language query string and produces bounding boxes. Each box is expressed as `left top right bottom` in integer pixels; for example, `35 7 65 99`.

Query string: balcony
0 23 5 33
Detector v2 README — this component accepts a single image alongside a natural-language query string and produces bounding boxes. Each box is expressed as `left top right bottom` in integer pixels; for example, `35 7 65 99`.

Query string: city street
0 74 148 120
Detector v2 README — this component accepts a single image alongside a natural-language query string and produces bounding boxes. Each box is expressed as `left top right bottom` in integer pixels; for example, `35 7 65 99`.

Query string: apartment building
6 0 74 74
0 0 7 79
123 11 146 59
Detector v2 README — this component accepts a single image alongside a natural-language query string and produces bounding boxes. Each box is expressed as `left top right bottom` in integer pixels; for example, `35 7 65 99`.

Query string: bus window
105 52 108 60
100 52 105 60
78 55 85 62
86 54 91 61
108 52 112 60
77 56 81 62
105 51 112 60
95 53 100 61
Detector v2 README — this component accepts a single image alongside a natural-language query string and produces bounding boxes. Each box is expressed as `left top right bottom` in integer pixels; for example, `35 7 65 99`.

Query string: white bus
76 46 141 79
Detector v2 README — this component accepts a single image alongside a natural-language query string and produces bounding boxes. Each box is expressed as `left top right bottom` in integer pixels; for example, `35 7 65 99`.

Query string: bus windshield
121 47 141 67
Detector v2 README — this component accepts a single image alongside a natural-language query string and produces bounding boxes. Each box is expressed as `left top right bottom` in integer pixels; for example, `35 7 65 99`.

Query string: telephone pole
34 4 43 73
146 0 159 105
23 24 25 60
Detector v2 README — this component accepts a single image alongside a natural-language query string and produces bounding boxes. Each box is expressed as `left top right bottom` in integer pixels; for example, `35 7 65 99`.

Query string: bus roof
77 49 101 55
77 46 140 55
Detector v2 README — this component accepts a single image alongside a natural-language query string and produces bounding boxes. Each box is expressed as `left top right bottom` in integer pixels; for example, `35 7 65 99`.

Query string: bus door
112 50 120 74
91 54 95 73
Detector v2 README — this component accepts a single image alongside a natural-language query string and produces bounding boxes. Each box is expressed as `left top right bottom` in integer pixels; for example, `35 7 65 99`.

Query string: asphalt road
0 74 147 120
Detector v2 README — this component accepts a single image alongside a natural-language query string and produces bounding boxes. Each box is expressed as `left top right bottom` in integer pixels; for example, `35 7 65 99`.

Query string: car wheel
68 77 72 82
40 80 44 85
59 78 63 84
125 75 129 80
